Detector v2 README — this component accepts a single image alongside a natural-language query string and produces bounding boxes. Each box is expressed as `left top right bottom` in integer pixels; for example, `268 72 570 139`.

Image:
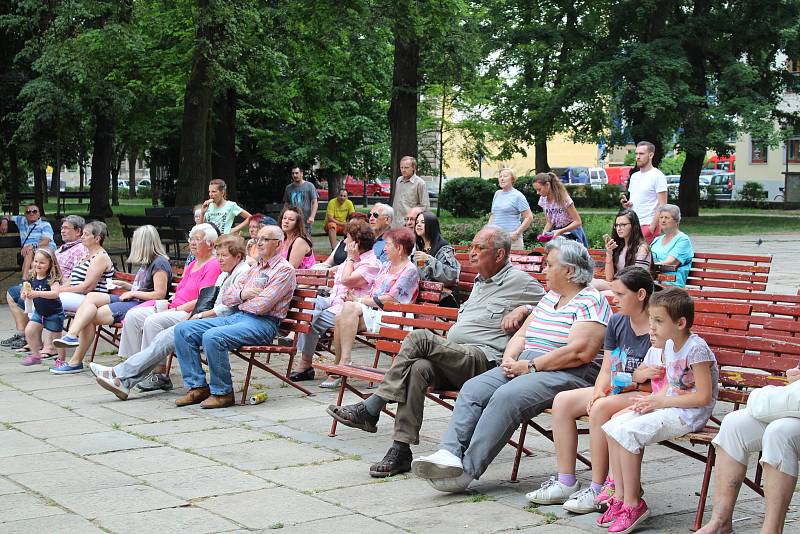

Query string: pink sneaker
594 480 615 509
608 500 650 534
596 497 623 527
53 358 65 368
21 354 42 366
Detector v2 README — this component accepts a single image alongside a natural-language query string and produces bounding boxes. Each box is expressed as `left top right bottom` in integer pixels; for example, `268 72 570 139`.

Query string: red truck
316 175 391 200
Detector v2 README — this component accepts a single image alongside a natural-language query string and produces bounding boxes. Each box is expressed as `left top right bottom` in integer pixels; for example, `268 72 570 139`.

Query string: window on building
788 139 800 164
789 58 800 73
751 140 768 164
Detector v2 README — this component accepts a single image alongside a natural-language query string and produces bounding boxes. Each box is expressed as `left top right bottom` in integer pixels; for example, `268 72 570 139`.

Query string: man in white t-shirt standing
621 141 667 243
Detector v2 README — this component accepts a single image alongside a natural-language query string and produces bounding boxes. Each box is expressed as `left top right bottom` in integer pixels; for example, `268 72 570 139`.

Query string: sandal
369 447 412 478
325 403 379 433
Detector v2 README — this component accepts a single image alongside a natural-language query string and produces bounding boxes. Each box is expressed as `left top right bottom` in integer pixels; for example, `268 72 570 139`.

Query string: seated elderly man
2 215 87 351
403 206 424 231
0 204 56 280
368 202 394 263
173 224 297 409
326 225 545 477
412 238 612 493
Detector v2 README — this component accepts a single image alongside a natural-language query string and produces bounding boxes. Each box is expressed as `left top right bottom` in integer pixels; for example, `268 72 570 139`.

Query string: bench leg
510 422 529 483
692 444 716 531
329 377 348 437
240 357 255 406
165 353 174 376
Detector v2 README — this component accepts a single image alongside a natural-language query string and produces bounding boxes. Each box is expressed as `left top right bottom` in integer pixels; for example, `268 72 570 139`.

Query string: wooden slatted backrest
295 269 330 290
750 317 800 343
418 280 445 304
688 289 800 327
278 287 316 335
685 252 772 291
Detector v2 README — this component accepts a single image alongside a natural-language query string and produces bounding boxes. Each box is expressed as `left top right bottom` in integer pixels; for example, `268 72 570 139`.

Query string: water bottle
611 372 633 395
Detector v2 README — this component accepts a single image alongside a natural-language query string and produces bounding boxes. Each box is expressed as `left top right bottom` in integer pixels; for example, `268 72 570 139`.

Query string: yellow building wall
443 134 600 179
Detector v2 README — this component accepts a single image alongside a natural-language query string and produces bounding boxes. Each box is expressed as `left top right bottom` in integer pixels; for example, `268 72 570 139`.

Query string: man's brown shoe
200 392 235 409
175 386 210 407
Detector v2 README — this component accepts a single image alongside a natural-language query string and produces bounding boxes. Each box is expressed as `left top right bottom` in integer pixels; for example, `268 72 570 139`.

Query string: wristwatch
528 360 537 372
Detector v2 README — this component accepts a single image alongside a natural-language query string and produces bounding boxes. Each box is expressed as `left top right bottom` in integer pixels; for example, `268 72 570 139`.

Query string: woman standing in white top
487 168 533 250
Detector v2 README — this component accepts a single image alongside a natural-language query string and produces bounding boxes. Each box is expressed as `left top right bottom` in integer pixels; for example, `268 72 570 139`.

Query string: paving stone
0 391 74 423
101 398 199 423
198 487 349 529
276 514 406 533
46 430 160 455
12 416 109 439
126 418 233 437
97 506 239 534
0 477 23 495
71 405 146 426
32 383 115 402
0 430 55 458
88 446 216 475
54 484 186 518
2 513 105 534
0 451 89 475
317 476 472 515
0 370 91 392
0 493 65 523
201 439 340 471
254 459 382 492
140 465 273 500
9 463 137 494
380 500 545 532
158 427 274 450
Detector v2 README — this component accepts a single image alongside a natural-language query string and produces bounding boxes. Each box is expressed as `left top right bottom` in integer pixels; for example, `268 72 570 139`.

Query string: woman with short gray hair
413 237 612 493
650 204 693 287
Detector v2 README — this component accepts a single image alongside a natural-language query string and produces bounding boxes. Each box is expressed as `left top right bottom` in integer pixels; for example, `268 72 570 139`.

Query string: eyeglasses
255 237 280 244
404 216 416 222
614 223 631 228
187 236 205 243
469 242 489 251
25 209 38 214
369 212 382 219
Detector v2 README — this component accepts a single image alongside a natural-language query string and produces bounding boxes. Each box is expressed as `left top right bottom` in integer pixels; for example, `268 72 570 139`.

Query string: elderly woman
115 223 222 392
413 211 460 307
90 235 249 400
650 204 693 287
58 221 116 313
696 368 800 534
288 220 381 387
246 213 277 263
51 225 172 374
332 226 419 367
412 238 611 493
2 215 89 352
488 168 533 250
313 212 369 270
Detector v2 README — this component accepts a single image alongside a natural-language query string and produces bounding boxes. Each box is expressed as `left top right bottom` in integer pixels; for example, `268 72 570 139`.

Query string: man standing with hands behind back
621 141 667 243
392 156 429 227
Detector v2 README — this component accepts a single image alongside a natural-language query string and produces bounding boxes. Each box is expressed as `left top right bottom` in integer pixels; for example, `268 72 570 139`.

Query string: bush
136 186 152 199
735 181 768 208
439 177 498 217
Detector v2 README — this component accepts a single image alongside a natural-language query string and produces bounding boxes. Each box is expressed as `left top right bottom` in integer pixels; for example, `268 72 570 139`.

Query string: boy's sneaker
594 480 616 510
49 361 84 374
53 335 80 348
136 373 173 392
563 486 601 514
525 476 579 505
21 355 42 366
596 497 623 528
608 499 649 534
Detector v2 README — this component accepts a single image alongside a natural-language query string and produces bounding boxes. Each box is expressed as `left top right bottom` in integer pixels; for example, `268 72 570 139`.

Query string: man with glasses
173 225 296 409
326 225 544 478
368 203 394 263
403 206 424 230
0 205 56 280
2 215 86 349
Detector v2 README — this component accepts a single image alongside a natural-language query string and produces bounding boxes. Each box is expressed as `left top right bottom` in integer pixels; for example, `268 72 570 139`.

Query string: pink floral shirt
56 240 88 280
370 260 419 304
327 250 382 315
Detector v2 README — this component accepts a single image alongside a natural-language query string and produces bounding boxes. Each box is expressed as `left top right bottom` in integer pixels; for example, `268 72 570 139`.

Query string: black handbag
193 285 220 315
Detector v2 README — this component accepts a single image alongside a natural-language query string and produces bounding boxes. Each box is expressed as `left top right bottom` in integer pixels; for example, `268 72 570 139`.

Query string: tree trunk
388 16 419 203
175 0 215 207
89 112 114 218
128 152 137 199
49 141 61 197
79 157 85 193
8 146 20 214
330 172 344 200
678 151 703 217
212 88 237 200
33 163 46 215
534 141 550 173
111 152 123 207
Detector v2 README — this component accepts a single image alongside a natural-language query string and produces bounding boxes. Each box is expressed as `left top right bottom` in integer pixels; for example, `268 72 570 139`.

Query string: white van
589 167 608 188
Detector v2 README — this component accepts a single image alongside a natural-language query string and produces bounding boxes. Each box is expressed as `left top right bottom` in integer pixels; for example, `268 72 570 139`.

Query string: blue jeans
173 312 279 396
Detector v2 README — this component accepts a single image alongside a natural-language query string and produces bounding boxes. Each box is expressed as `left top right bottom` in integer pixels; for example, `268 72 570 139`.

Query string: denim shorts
8 284 24 310
30 310 65 333
108 296 144 324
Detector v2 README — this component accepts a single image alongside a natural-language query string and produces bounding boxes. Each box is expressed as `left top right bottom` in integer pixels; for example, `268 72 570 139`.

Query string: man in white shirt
621 141 667 243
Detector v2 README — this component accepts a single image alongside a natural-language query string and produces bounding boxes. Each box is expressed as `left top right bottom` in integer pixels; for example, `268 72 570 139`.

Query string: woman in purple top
533 172 589 247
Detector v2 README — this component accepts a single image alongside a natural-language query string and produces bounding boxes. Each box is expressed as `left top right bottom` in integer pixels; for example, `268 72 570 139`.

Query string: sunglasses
369 212 382 219
25 209 39 214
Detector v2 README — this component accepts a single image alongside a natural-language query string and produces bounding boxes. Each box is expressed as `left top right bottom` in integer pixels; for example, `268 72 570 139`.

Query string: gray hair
499 167 516 181
63 215 85 231
482 224 511 258
374 203 394 222
189 223 219 246
657 203 681 223
545 237 594 286
85 220 108 245
265 224 285 242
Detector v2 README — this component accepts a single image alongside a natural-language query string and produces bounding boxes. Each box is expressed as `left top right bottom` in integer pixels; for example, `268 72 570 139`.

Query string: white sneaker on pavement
411 449 464 479
525 476 580 505
426 471 474 493
563 485 602 514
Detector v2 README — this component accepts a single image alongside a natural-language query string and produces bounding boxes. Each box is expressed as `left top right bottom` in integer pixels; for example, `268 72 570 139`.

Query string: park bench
56 191 91 215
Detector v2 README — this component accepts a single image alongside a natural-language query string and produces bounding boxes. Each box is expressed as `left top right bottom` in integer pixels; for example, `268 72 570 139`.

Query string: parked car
549 166 590 184
137 178 151 187
589 167 608 188
706 171 735 199
426 182 439 198
666 174 710 200
315 175 391 201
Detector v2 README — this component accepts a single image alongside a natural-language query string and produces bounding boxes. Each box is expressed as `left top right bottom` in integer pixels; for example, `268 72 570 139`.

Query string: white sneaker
562 485 601 514
525 476 580 504
411 449 464 479
96 374 130 401
89 362 113 379
425 471 474 493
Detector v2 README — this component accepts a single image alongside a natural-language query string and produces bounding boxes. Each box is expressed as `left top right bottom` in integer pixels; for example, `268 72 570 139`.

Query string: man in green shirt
324 189 355 249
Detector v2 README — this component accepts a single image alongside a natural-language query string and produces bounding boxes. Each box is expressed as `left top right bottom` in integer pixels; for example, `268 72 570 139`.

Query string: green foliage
439 177 498 217
735 181 768 208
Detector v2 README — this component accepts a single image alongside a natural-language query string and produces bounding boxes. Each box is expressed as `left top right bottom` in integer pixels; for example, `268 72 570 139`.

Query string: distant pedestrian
487 168 533 250
283 166 319 234
201 179 251 235
533 172 589 247
621 142 667 243
392 156 430 227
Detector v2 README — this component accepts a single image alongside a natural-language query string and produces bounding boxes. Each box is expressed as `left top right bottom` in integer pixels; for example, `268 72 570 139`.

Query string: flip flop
40 352 58 360
14 346 30 353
